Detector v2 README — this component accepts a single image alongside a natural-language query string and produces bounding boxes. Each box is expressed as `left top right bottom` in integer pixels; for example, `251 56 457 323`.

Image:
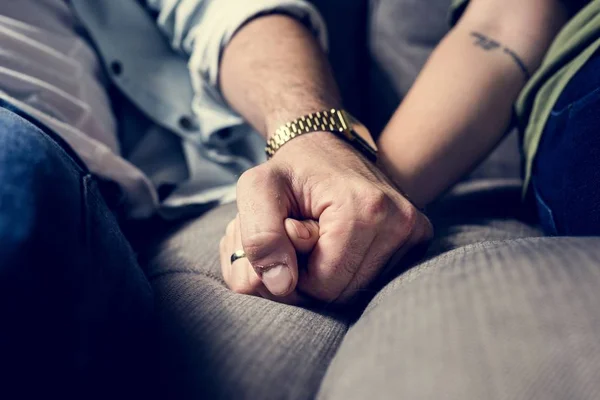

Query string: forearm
218 12 433 304
378 0 568 207
220 14 341 139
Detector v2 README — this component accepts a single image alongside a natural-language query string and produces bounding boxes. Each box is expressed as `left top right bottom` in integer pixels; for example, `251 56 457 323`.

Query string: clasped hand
220 132 432 305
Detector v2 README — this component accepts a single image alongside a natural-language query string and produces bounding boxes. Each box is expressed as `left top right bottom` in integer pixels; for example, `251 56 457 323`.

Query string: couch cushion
145 202 349 400
320 236 600 400
142 177 542 399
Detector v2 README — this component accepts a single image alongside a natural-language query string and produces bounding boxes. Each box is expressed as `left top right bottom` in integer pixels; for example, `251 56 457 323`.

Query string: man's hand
230 132 433 304
221 214 319 304
216 14 431 304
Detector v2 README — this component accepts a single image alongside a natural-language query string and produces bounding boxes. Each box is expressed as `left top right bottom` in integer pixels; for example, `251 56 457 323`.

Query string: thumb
237 166 298 297
284 219 319 253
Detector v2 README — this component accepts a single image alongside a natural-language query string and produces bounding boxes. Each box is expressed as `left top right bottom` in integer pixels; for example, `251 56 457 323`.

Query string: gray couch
143 1 600 399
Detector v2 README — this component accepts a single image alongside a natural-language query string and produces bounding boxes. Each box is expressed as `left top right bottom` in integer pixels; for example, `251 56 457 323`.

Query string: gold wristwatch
265 109 378 162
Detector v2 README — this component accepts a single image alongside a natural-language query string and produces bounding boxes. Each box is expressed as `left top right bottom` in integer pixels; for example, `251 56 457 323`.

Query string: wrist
264 103 341 137
270 130 355 163
266 108 378 163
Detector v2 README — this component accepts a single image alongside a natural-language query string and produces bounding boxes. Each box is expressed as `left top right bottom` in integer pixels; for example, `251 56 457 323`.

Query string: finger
220 218 238 286
221 216 305 304
335 230 406 303
237 165 298 297
230 257 262 295
227 216 263 295
284 218 319 254
337 203 432 303
231 250 305 304
298 205 377 303
236 218 310 304
220 236 230 284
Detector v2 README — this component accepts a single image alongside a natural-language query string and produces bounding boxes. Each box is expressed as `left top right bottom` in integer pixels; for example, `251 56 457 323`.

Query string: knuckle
360 189 390 224
414 213 434 243
386 202 435 248
390 201 418 240
403 204 419 235
238 165 276 191
403 204 419 231
238 167 259 188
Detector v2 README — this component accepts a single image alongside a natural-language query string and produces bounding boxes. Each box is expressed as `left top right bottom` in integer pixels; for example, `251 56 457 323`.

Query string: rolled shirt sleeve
145 0 328 145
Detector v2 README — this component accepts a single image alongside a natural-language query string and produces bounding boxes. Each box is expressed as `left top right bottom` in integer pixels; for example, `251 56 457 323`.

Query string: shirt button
179 115 198 131
110 61 123 76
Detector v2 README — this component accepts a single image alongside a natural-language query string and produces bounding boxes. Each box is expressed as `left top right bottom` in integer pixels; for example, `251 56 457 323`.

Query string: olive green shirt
450 0 600 193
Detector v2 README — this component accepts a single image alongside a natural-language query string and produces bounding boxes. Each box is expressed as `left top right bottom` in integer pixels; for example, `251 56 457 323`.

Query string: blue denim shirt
69 0 327 218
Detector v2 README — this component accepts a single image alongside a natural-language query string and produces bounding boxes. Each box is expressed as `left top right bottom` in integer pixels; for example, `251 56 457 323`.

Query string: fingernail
261 264 292 295
287 219 310 240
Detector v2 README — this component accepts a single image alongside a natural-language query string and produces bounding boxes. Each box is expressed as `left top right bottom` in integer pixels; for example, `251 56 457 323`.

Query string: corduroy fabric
145 179 552 400
146 202 349 400
320 237 600 400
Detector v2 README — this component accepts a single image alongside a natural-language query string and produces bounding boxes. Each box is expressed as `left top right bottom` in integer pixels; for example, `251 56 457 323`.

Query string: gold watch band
265 109 377 161
266 109 347 158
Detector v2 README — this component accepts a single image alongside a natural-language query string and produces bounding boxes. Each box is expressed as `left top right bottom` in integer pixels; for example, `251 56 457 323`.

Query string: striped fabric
321 236 600 399
143 173 600 400
142 0 600 396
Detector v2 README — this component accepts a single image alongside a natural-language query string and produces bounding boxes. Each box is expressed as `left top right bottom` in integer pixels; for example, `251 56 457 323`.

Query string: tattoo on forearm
502 48 531 81
470 32 531 80
471 32 501 51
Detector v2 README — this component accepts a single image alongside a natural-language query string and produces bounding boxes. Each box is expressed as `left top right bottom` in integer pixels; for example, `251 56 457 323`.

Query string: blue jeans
0 101 154 398
532 50 600 236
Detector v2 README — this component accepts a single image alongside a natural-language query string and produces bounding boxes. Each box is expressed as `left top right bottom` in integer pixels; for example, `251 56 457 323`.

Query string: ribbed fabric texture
146 202 349 400
142 175 600 400
320 237 600 400
140 0 600 396
142 4 594 397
